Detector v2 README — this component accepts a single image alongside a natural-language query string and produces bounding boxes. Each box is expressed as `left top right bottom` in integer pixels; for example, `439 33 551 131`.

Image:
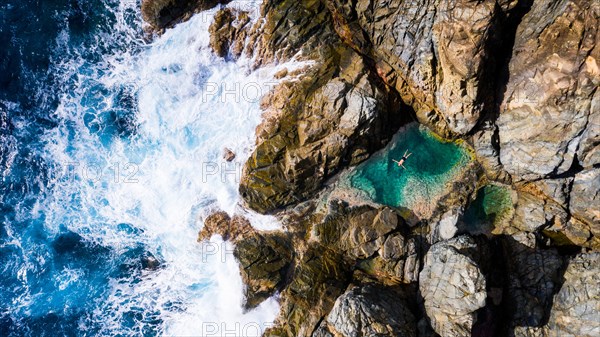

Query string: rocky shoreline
143 0 599 336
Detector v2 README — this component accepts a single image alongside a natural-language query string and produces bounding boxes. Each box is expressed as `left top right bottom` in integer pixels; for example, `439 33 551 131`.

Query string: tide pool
349 123 471 217
461 184 514 234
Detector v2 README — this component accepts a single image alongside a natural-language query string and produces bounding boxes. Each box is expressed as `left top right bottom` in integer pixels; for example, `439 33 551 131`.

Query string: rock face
315 206 421 284
327 0 517 136
209 8 250 58
268 246 352 337
419 236 487 337
323 285 417 337
502 234 566 336
141 0 227 31
546 252 600 337
498 0 600 180
197 211 292 308
239 2 404 212
234 231 293 309
164 0 600 335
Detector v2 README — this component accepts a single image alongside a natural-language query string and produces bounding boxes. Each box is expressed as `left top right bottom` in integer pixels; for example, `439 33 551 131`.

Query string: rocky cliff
142 0 599 336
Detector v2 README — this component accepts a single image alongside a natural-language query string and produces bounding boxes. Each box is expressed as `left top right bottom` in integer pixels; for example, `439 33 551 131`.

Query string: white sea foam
37 0 305 334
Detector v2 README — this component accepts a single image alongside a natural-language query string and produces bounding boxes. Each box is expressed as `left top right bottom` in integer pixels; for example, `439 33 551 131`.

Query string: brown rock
197 211 253 242
141 0 229 31
222 147 236 162
209 8 250 58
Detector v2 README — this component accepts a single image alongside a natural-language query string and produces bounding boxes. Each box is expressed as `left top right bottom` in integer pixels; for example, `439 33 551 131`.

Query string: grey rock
498 0 600 180
325 285 417 337
328 0 512 136
502 236 565 335
546 252 600 337
569 168 600 230
419 236 487 337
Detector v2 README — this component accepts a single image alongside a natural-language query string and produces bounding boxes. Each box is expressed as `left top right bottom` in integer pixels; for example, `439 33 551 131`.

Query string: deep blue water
1 0 282 334
0 1 158 335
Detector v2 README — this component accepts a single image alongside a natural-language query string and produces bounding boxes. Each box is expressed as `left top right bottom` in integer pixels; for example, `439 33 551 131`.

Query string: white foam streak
39 0 307 334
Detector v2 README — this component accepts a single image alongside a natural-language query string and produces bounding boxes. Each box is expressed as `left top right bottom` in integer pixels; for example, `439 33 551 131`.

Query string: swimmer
392 150 412 169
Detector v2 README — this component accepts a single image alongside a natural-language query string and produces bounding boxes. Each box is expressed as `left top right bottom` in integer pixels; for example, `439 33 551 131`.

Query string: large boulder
497 0 600 180
546 252 600 337
315 205 421 284
240 44 402 212
419 236 487 337
323 284 417 337
327 0 518 136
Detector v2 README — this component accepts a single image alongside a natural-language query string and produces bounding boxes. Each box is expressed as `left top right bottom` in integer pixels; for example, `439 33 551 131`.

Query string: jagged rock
419 235 487 337
546 252 600 337
502 235 565 335
234 231 293 309
197 211 253 242
315 205 421 284
311 322 334 337
323 284 417 337
569 168 600 231
357 233 421 285
197 211 292 308
498 0 600 180
472 125 511 183
246 0 336 66
327 0 517 136
209 8 250 58
141 0 227 31
317 207 397 259
267 245 352 337
240 40 402 212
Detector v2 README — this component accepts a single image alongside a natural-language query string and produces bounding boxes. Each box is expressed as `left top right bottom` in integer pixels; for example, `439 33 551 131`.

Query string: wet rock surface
141 0 228 31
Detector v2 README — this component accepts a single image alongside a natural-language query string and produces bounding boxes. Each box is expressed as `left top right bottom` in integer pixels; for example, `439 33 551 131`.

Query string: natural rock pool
348 123 472 217
460 184 514 235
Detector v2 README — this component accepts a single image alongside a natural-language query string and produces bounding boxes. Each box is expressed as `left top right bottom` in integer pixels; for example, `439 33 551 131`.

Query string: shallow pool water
349 123 471 214
461 184 514 233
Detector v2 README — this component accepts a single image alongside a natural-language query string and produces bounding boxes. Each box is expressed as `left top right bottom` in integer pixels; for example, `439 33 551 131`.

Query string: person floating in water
393 150 412 169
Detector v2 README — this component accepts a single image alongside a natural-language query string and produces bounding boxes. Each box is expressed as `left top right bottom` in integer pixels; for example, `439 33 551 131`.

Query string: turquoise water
462 184 513 232
349 123 471 213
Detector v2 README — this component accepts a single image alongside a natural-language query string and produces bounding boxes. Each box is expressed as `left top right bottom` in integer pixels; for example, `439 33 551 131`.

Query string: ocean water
349 123 471 215
0 0 294 335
